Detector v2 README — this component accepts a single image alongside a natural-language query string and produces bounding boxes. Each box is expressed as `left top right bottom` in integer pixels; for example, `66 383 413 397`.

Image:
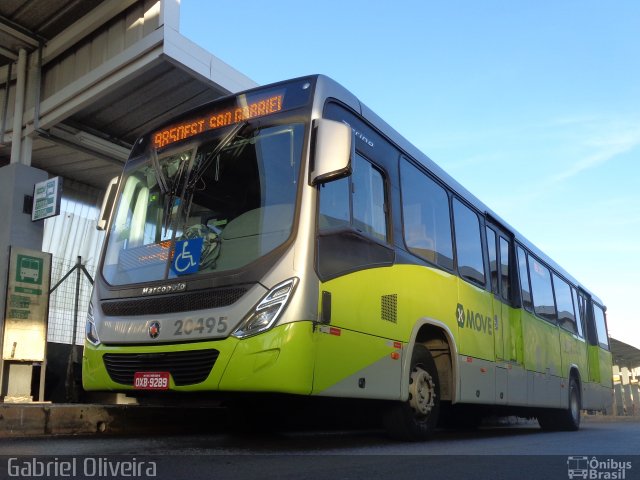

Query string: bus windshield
102 122 304 286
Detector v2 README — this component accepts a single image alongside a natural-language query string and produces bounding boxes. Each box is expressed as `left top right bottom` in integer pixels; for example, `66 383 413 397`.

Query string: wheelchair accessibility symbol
171 238 204 275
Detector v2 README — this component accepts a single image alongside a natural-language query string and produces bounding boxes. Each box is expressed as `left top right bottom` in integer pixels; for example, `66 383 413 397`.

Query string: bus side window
399 159 453 270
528 255 557 323
517 246 533 312
583 297 599 346
452 199 486 287
319 177 350 229
352 154 387 242
571 288 585 338
499 236 511 303
592 304 609 350
553 274 577 334
319 153 387 242
486 227 499 294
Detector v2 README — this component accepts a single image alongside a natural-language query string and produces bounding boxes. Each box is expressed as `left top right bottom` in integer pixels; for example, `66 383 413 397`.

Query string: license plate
133 371 170 390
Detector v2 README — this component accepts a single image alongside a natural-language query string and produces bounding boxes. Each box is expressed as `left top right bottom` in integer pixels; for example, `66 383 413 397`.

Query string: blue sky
180 1 640 347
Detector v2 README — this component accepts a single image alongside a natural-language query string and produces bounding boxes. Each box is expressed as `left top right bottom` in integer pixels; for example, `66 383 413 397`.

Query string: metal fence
48 256 95 346
47 256 95 401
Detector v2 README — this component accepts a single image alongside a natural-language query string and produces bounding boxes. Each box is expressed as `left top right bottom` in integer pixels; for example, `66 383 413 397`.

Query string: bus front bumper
82 321 315 395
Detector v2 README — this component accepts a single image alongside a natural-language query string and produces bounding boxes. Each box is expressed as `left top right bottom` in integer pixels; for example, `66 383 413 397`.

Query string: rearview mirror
97 176 119 231
309 118 353 185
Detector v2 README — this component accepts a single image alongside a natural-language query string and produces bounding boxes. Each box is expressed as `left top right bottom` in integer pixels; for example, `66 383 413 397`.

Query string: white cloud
548 120 640 183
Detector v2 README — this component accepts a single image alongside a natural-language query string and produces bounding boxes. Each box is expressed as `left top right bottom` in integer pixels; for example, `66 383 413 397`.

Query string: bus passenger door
486 224 516 363
486 226 504 360
582 292 613 409
487 223 519 404
581 292 600 385
498 234 519 364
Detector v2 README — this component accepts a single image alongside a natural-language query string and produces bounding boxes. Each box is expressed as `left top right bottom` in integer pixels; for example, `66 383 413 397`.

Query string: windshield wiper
149 122 247 237
167 153 193 233
151 149 169 195
186 121 247 191
180 122 247 220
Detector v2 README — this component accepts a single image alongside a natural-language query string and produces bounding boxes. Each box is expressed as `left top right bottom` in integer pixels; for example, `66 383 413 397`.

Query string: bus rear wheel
383 344 440 441
538 376 581 431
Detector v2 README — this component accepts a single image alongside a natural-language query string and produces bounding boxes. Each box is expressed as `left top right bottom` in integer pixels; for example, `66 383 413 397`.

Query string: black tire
383 344 440 441
538 376 581 431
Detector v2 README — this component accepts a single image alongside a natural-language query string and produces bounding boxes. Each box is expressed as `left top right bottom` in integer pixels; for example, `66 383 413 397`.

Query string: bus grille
101 287 248 316
103 349 219 386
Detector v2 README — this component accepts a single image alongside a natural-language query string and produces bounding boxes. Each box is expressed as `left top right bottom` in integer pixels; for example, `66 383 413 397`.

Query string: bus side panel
313 326 402 399
598 348 613 390
583 345 613 412
456 280 494 361
587 344 601 384
313 264 457 398
558 328 588 386
521 312 563 407
502 304 528 405
522 314 562 376
457 355 496 404
507 305 525 364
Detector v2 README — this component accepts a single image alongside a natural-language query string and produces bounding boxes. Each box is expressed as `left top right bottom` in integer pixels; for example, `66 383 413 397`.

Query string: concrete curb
0 405 111 437
0 404 229 437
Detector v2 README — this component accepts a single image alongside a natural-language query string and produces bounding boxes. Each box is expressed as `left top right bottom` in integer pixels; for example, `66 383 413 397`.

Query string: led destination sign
153 94 284 149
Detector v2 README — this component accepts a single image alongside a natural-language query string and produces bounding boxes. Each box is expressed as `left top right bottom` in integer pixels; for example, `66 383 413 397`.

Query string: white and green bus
83 75 612 440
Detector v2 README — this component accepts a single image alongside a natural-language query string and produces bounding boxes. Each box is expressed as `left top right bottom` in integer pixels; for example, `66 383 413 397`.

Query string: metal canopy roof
25 59 232 187
610 338 640 370
1 0 102 67
0 0 257 189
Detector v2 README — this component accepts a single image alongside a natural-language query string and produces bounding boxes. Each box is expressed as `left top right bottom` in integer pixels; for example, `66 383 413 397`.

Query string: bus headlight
85 302 101 346
232 278 298 338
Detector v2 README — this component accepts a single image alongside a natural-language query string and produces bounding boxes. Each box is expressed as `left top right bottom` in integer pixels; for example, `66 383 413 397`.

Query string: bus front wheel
383 344 440 441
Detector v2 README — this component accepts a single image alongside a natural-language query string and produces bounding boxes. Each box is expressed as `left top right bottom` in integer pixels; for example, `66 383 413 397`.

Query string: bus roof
134 73 604 307
312 74 604 306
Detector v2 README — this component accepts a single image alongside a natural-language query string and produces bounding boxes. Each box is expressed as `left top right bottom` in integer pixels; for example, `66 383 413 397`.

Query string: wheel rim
409 366 436 416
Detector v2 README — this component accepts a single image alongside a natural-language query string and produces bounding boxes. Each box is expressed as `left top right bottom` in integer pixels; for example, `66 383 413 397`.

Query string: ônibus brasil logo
567 456 632 479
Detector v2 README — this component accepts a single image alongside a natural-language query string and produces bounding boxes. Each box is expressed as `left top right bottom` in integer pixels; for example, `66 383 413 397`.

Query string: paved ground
1 416 638 480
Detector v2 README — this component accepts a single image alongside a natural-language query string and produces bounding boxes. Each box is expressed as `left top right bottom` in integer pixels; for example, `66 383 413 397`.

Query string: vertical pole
10 48 27 164
65 256 82 402
38 358 46 401
72 255 81 349
1 62 12 143
33 43 43 131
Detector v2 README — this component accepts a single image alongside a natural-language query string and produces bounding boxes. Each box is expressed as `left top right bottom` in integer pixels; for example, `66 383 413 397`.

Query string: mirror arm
97 176 120 231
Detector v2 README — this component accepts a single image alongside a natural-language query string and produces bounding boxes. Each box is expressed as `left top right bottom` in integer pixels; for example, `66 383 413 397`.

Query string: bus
82 75 612 440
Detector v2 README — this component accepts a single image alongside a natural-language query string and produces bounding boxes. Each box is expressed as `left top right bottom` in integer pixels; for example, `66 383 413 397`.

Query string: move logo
456 303 492 336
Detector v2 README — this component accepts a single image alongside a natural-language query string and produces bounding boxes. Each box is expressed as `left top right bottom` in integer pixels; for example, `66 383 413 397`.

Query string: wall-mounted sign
32 176 62 222
2 247 52 361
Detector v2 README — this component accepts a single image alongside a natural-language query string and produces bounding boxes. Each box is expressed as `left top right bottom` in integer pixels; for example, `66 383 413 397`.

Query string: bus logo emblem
141 283 187 295
456 303 465 328
149 321 161 339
